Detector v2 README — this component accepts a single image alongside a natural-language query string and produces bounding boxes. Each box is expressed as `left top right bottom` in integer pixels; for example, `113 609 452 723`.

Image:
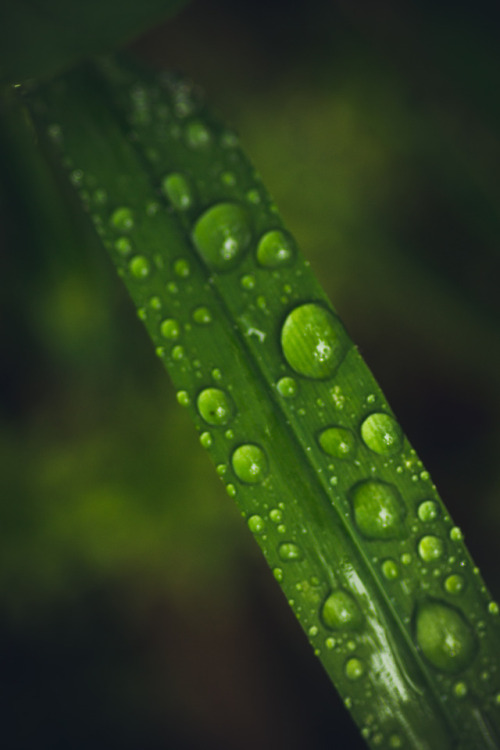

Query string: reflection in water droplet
276 377 298 398
415 600 477 673
110 206 134 232
197 387 234 426
345 657 365 681
192 202 251 271
162 172 194 210
129 255 150 279
418 500 439 522
278 542 303 561
192 306 212 324
418 535 445 563
160 319 180 340
444 574 466 595
318 426 356 459
256 229 296 268
360 412 403 455
232 443 268 484
281 303 349 379
321 590 363 630
248 515 265 534
350 480 406 539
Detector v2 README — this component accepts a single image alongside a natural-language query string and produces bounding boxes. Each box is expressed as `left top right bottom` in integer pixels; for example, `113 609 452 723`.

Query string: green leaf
0 0 190 85
25 58 500 750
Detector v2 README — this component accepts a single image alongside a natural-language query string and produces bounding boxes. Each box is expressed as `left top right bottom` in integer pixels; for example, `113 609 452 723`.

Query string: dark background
1 1 500 747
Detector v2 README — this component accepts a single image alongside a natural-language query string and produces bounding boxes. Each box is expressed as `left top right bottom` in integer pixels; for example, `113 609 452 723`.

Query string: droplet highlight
350 480 406 539
232 444 268 484
415 600 477 673
281 303 348 380
192 202 251 271
256 229 296 268
197 388 234 426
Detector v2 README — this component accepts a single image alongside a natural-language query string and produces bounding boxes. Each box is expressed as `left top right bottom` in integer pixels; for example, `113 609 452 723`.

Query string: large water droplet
278 542 303 561
197 387 234 426
256 229 296 268
232 443 268 484
162 172 194 210
281 303 348 379
248 515 265 534
418 500 439 522
321 590 363 630
360 412 403 455
418 535 445 563
415 600 477 673
192 202 251 272
110 206 134 232
318 426 356 459
350 480 406 539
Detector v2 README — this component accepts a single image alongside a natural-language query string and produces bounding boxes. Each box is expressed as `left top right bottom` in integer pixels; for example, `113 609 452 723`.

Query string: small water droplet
325 637 336 650
277 524 286 534
192 306 212 324
488 601 499 615
221 171 236 186
172 345 184 360
381 559 400 580
226 483 236 497
240 274 255 290
444 574 465 595
114 237 132 256
70 168 84 186
197 387 234 426
309 625 319 637
220 131 239 148
269 509 283 523
388 735 402 749
453 681 468 698
321 590 363 631
350 480 406 539
129 255 150 279
318 426 356 459
149 296 162 310
344 657 364 681
173 258 190 278
166 281 178 294
450 527 463 542
160 319 180 340
93 188 107 205
162 172 194 210
248 515 265 534
176 390 190 407
246 188 261 204
186 120 212 148
418 535 445 563
192 202 251 271
216 464 227 476
418 500 439 522
415 600 477 673
281 303 349 379
278 542 303 561
401 553 412 565
273 567 283 581
256 229 296 268
276 377 298 398
199 431 212 448
110 206 134 232
211 368 222 381
232 443 268 484
360 412 403 455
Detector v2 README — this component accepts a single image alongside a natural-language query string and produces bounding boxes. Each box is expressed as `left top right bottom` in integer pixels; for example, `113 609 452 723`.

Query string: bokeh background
2 1 500 747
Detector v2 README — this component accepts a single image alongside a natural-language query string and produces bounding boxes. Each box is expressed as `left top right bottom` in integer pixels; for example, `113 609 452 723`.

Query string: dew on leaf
129 255 150 279
173 258 190 278
345 657 365 681
381 559 400 580
278 542 303 561
248 515 265 534
192 202 251 271
276 377 298 398
321 590 363 631
161 172 194 210
197 387 234 426
360 412 403 455
350 480 406 540
415 600 477 673
110 206 134 232
232 443 268 484
256 229 296 268
418 535 445 563
192 306 212 324
186 120 212 148
318 426 356 459
281 303 349 379
160 318 180 340
444 574 465 595
418 500 439 522
176 390 190 407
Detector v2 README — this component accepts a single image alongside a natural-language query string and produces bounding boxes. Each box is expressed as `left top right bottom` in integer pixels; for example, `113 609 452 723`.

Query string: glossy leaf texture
24 58 500 749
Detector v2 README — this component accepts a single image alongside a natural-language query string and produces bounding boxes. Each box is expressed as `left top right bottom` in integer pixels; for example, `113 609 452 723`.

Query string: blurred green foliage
1 1 500 748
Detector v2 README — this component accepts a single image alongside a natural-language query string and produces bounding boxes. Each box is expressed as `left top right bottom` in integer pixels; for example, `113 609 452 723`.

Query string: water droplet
246 188 261 204
360 412 403 455
415 600 477 673
186 120 212 148
221 171 236 186
325 637 336 650
418 500 439 522
278 542 303 561
450 527 463 542
240 274 255 290
276 377 298 398
199 432 212 448
269 509 283 523
160 319 180 340
114 237 132 256
70 168 84 186
220 130 239 148
273 567 283 582
173 258 190 278
248 515 265 534
232 444 268 484
488 601 499 615
321 590 363 630
453 681 468 698
318 426 356 459
93 188 107 205
162 172 194 210
281 303 349 379
256 229 296 268
129 255 150 279
381 559 400 580
192 306 212 324
110 206 134 232
172 345 184 360
309 625 319 637
350 480 406 539
216 464 227 476
345 657 365 681
211 368 222 381
197 387 234 426
149 296 162 310
418 535 445 563
401 552 412 565
226 483 236 497
176 390 190 407
192 203 251 272
277 524 286 534
388 735 402 749
444 574 465 595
